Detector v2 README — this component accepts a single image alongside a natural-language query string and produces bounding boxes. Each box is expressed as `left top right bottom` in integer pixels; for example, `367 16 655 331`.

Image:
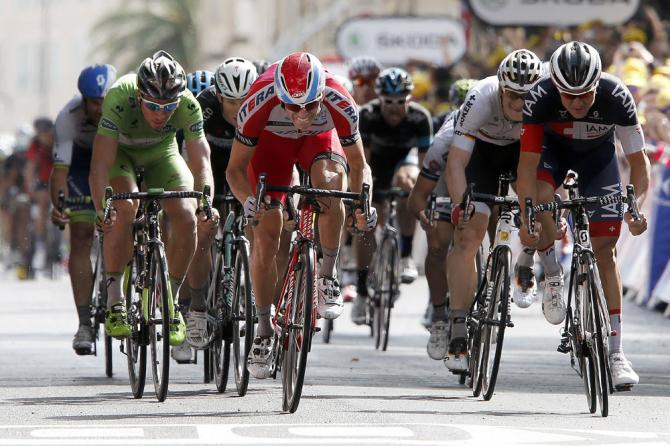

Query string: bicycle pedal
506 321 514 328
314 326 321 333
615 384 633 392
557 343 571 354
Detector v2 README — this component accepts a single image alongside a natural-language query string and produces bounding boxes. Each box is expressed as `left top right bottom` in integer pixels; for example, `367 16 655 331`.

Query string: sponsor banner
336 16 466 65
468 0 640 26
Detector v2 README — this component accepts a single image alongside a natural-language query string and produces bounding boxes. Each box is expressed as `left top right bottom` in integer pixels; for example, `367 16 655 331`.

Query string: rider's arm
184 136 214 197
343 137 372 196
49 167 68 208
445 146 472 205
226 138 255 204
408 175 436 220
50 106 74 207
516 122 544 222
615 123 650 206
89 134 118 214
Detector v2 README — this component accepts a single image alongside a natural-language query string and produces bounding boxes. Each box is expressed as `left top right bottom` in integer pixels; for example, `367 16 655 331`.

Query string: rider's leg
394 165 420 283
251 208 283 337
425 221 453 320
591 236 622 349
185 219 215 311
69 221 95 319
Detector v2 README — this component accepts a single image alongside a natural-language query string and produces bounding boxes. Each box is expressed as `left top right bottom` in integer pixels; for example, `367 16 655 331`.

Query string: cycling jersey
236 64 358 202
53 95 97 221
420 110 456 220
236 65 359 147
360 98 432 194
521 73 645 237
196 86 236 195
97 74 204 189
26 139 53 189
521 73 644 155
453 76 521 153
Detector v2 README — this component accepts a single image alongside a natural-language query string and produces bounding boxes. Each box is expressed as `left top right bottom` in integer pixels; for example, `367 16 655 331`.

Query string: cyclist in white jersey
444 50 544 371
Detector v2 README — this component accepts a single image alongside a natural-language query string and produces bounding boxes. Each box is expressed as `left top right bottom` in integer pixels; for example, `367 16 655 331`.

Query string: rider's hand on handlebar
451 202 474 228
196 206 219 236
624 211 647 236
51 208 69 227
519 219 542 247
354 206 377 232
556 217 568 240
417 210 435 232
96 208 117 234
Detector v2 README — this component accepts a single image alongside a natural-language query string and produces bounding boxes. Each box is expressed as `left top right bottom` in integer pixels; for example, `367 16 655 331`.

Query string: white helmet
214 57 258 100
498 49 544 94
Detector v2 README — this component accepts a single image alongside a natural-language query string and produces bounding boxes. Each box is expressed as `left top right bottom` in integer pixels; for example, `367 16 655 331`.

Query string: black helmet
550 41 602 94
137 50 187 100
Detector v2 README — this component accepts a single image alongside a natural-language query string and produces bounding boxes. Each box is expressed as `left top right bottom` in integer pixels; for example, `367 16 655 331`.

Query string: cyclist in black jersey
176 58 258 356
351 68 433 324
517 41 650 389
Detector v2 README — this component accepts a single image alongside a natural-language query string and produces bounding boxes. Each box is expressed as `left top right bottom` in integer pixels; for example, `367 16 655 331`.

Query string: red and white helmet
274 52 326 105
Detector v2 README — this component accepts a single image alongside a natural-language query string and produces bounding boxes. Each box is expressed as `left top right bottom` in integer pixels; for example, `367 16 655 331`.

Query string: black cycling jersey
198 86 236 153
360 99 432 192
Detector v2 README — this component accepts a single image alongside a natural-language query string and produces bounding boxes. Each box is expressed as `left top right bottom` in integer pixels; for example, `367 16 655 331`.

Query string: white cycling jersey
452 76 521 153
53 95 97 168
420 110 457 216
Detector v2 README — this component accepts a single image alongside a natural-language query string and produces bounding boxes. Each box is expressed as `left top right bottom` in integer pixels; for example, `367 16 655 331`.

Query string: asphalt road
1 272 669 445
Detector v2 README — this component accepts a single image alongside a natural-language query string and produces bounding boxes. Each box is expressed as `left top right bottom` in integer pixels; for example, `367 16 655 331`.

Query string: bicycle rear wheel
92 249 113 377
586 262 609 417
125 255 146 399
480 248 510 401
148 245 171 402
207 245 229 393
282 244 315 413
374 235 398 351
232 242 253 396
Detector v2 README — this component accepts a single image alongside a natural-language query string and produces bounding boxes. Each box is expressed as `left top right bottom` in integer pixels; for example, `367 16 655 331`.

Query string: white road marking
288 426 414 437
30 428 144 438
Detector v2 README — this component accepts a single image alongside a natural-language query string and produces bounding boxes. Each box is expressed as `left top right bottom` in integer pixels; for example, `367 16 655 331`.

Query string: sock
169 275 184 303
189 285 208 312
401 235 413 258
106 273 124 310
609 310 622 354
538 244 561 277
357 269 369 296
256 305 273 338
320 247 338 279
432 302 447 323
77 305 92 327
518 247 536 268
450 309 467 339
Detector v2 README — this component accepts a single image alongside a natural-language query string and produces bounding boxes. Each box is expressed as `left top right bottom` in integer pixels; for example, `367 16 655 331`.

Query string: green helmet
448 79 477 106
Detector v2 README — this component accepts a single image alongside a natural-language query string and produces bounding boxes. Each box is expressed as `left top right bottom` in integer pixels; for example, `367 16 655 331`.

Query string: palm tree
90 0 201 73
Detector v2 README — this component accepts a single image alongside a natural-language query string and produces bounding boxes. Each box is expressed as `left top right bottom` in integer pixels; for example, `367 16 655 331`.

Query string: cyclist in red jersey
226 52 375 379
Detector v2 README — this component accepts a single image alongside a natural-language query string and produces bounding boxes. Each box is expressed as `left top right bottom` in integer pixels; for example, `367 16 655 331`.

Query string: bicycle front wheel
586 261 609 417
374 235 398 351
232 241 253 396
148 245 171 402
571 264 597 414
124 255 147 398
480 248 510 401
282 243 315 413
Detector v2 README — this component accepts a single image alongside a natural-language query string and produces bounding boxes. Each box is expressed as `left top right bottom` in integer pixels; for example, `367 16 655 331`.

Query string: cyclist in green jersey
90 51 214 346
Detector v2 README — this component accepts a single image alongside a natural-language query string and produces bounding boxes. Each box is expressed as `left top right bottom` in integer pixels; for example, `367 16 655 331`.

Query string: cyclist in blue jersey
50 64 117 354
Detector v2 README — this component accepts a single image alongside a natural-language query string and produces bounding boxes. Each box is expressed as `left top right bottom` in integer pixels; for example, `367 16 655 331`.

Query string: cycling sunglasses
352 77 376 87
141 97 180 113
503 89 527 101
559 90 595 101
381 96 409 105
282 98 321 113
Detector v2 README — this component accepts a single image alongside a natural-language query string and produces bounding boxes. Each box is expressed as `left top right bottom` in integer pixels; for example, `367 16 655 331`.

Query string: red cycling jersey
26 140 53 186
236 63 361 202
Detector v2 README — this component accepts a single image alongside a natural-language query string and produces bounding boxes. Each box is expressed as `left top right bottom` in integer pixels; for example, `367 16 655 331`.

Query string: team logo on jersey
238 84 275 124
612 83 636 119
458 94 476 128
100 117 118 131
325 89 358 124
522 85 548 117
189 121 204 132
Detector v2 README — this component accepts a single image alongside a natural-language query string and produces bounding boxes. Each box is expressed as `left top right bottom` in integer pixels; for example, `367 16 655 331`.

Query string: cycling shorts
370 149 417 197
61 165 95 223
110 147 194 191
465 139 520 197
246 129 347 203
537 137 622 237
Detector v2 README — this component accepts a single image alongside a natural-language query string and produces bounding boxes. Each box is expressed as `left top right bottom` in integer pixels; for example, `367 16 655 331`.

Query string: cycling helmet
274 52 325 105
448 79 477 106
186 70 214 97
375 68 414 96
348 56 382 80
497 49 544 94
33 117 54 133
214 58 258 100
550 41 602 94
137 50 186 100
252 59 270 75
78 64 117 99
